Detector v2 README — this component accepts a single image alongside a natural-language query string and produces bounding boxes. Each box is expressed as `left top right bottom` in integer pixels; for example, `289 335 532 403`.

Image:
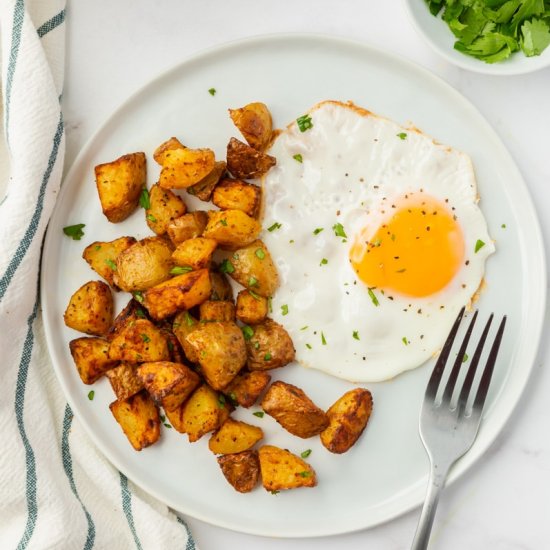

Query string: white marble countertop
65 1 550 548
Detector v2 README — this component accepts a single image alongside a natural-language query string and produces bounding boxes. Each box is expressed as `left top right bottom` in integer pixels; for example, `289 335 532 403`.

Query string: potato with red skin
217 450 260 493
245 319 295 371
187 161 226 201
64 280 113 336
226 137 275 179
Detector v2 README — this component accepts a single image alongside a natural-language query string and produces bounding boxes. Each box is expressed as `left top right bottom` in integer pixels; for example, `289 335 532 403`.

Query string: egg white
261 101 494 382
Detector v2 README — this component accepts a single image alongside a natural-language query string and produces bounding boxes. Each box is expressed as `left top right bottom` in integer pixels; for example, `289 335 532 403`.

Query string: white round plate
42 34 546 537
405 0 550 75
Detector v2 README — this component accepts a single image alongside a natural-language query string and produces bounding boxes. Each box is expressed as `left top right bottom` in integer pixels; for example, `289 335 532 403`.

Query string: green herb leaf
242 325 254 340
104 259 117 271
320 258 328 266
141 334 151 343
164 423 172 429
462 353 469 363
87 390 95 401
63 223 85 240
133 291 144 303
475 239 486 253
255 248 266 260
301 449 312 458
313 227 324 235
249 289 261 300
253 411 264 418
248 276 258 287
184 311 195 326
94 244 102 251
281 304 289 316
170 266 193 275
218 394 226 408
299 471 312 478
267 222 282 232
305 343 312 349
139 188 150 209
321 332 327 345
300 326 309 331
293 153 303 163
146 214 157 223
368 288 379 307
296 114 313 132
270 490 279 495
397 132 407 140
264 352 272 361
220 218 228 226
402 337 409 346
332 222 347 238
352 331 360 340
208 88 216 96
219 259 235 274
136 308 146 318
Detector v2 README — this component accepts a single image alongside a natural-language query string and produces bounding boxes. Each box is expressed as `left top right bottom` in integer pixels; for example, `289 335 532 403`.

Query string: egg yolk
350 196 464 297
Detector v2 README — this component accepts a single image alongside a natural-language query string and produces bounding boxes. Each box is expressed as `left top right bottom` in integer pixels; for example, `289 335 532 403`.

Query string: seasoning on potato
258 445 317 491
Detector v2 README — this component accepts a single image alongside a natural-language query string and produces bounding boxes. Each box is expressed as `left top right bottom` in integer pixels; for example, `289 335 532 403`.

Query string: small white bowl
404 0 550 75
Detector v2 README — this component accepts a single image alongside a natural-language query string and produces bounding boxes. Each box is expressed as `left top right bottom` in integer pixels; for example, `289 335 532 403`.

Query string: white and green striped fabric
0 2 197 548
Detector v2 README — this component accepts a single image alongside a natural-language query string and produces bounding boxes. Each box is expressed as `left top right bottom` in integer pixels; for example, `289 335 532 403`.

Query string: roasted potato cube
82 236 137 289
202 210 261 250
153 137 185 164
236 290 268 324
199 300 235 322
187 161 226 201
245 319 295 371
171 237 217 270
172 311 201 363
180 384 229 442
258 445 316 491
95 152 146 223
106 363 144 401
320 388 373 454
226 137 276 179
166 211 208 245
261 381 328 438
157 145 216 189
217 450 260 493
229 102 273 151
226 240 278 297
143 268 211 320
109 390 160 451
209 269 234 301
69 337 118 384
107 299 149 341
224 371 271 408
108 318 170 363
145 184 187 235
208 418 263 455
113 236 174 292
212 178 261 218
186 321 247 390
159 324 186 364
137 361 200 411
64 280 113 336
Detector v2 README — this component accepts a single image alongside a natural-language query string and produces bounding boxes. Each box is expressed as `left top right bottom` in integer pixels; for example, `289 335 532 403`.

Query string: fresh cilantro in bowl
426 0 550 63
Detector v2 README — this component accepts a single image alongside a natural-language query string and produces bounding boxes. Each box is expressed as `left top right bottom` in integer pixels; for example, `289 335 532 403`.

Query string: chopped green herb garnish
321 332 327 345
133 291 144 303
136 308 146 318
299 471 312 478
160 414 166 423
87 390 95 401
146 214 157 223
372 239 381 247
305 343 312 349
170 266 193 275
397 132 407 140
220 218 228 226
353 331 360 340
300 326 309 331
368 288 379 307
141 334 151 343
267 222 282 232
264 352 272 361
63 223 85 241
184 311 195 326
218 394 226 408
402 337 409 346
296 114 313 132
270 490 279 495
94 245 102 251
313 227 324 235
104 259 117 271
301 449 312 458
164 423 172 429
253 411 264 418
462 353 469 363
228 392 238 404
501 223 506 229
475 239 485 253
293 153 303 163
249 289 261 300
208 88 217 96
248 276 258 287
219 259 235 274
255 248 266 260
242 325 254 340
281 304 289 316
254 341 260 350
320 258 328 266
139 188 150 209
332 222 347 239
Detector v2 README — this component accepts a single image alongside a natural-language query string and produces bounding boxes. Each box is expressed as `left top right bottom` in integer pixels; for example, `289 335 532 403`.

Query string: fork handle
411 465 450 550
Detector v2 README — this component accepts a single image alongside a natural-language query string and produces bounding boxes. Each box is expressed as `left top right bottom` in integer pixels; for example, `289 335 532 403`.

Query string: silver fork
411 307 507 550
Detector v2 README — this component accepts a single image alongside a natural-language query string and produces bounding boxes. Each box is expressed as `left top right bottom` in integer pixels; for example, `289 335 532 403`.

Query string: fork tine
425 306 465 401
441 310 478 404
456 313 493 415
472 315 507 412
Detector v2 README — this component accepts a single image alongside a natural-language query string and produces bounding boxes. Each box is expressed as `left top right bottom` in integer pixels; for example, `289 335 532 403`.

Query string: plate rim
41 32 548 537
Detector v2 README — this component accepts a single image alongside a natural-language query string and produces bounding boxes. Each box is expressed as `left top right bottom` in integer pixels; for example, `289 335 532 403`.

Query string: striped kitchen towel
0 1 197 548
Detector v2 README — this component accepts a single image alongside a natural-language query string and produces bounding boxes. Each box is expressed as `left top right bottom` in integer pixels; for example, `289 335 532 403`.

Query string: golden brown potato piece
69 337 118 384
172 311 201 363
229 102 273 151
202 210 261 250
258 445 316 491
171 237 217 270
199 300 235 322
143 268 211 320
245 319 295 371
145 184 187 235
320 388 373 454
187 161 226 201
261 381 328 438
107 299 148 341
209 418 263 455
217 450 260 493
212 178 261 218
225 240 278 297
153 137 184 164
106 363 144 401
136 361 200 412
235 290 268 325
224 371 271 408
113 236 174 292
226 137 275 179
82 236 137 289
109 390 160 451
179 384 230 442
95 152 146 223
209 269 234 302
186 321 247 390
158 324 186 364
108 318 170 363
64 280 113 336
157 144 216 189
166 211 208 245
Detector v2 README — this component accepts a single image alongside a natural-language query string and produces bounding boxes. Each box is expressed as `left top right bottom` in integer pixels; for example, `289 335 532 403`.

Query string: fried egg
261 101 494 382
